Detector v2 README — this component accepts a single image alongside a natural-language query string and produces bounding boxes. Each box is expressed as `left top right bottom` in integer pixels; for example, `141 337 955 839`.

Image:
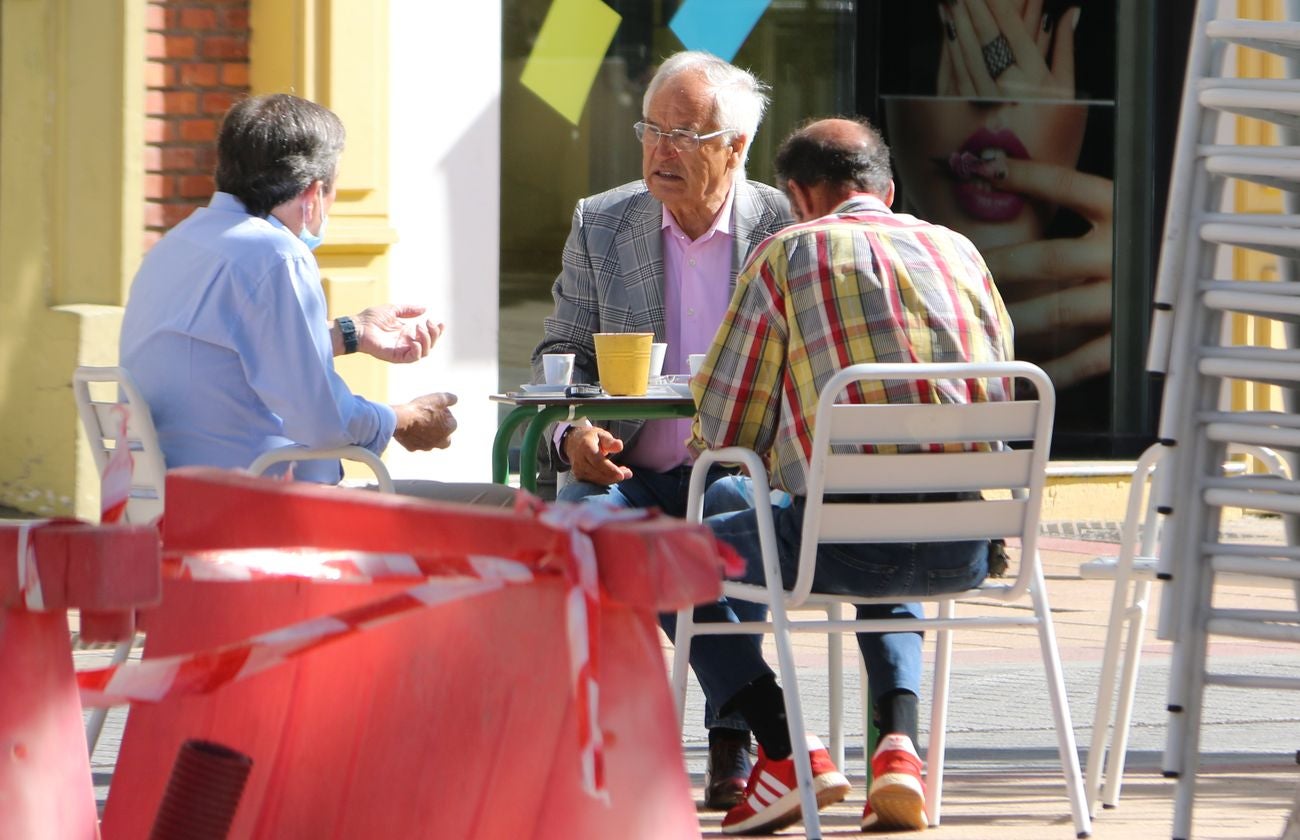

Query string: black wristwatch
337 316 359 354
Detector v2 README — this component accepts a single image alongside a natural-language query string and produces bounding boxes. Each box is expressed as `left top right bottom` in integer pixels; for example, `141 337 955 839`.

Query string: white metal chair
248 445 395 493
1080 441 1292 814
72 365 395 754
73 366 169 526
671 361 1090 839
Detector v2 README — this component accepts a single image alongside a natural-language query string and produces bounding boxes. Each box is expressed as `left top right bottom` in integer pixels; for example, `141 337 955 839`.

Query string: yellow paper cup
593 332 653 395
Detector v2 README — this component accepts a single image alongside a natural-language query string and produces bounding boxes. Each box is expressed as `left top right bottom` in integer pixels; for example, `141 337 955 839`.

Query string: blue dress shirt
120 192 396 484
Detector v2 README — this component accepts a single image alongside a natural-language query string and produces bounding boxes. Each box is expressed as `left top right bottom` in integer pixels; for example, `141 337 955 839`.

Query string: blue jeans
692 495 990 717
559 464 765 731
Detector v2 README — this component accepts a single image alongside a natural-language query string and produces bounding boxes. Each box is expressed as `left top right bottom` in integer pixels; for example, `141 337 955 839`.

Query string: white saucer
666 382 693 398
519 383 568 395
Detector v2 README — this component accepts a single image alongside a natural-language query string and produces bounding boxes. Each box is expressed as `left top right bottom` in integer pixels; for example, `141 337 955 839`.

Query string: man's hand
392 392 458 451
350 304 444 364
565 426 633 485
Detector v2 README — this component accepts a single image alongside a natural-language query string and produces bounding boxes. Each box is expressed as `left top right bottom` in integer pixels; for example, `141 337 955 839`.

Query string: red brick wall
143 0 250 250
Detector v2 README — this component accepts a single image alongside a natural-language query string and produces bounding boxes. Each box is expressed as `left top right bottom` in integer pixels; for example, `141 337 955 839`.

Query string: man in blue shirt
122 93 512 505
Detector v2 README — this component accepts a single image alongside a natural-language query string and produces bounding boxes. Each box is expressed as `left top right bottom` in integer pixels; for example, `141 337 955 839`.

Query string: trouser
559 464 763 731
692 495 990 716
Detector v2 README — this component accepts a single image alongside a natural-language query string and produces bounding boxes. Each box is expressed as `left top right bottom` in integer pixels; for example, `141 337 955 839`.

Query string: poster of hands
877 0 1116 433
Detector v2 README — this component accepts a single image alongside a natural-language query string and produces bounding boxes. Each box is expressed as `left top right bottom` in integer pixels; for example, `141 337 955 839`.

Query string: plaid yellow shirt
689 194 1015 496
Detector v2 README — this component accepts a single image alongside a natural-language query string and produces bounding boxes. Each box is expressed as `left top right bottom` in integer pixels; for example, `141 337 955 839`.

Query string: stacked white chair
1079 443 1290 815
1143 5 1300 838
671 361 1090 839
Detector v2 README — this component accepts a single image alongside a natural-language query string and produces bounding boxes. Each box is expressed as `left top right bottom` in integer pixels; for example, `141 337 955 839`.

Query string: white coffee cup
542 353 576 385
688 353 707 376
648 342 667 381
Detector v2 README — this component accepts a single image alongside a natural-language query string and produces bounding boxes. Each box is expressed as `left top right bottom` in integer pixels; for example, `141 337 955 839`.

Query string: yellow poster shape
520 0 621 126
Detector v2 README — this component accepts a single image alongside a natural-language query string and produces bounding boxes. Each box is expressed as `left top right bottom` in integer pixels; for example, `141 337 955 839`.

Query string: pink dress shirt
620 187 737 473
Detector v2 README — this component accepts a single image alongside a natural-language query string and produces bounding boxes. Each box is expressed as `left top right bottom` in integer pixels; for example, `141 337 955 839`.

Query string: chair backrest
72 366 168 524
74 366 397 514
793 361 1055 605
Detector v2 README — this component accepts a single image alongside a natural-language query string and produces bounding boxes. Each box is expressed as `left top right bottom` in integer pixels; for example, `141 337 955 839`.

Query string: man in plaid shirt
683 117 1014 835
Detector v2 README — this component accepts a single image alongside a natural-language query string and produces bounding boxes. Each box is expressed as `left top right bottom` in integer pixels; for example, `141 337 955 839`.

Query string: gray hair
642 51 770 165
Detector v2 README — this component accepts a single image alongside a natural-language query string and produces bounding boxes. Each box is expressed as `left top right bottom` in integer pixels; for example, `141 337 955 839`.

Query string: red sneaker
721 735 851 835
860 733 928 832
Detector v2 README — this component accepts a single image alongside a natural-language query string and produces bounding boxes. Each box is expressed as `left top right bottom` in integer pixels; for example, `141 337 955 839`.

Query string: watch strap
337 316 359 355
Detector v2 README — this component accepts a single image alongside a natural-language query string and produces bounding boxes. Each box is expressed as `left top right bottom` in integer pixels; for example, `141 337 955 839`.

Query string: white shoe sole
861 771 928 832
722 770 852 835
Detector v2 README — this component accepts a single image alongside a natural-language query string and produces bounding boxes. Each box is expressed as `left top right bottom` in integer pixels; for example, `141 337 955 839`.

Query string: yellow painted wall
0 0 143 517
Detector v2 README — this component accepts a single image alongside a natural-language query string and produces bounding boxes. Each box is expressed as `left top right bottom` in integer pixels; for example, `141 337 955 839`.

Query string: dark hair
214 94 345 217
773 117 893 197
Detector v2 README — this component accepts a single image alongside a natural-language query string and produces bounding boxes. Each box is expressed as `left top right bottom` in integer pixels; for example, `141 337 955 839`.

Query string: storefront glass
500 0 1176 458
499 0 856 393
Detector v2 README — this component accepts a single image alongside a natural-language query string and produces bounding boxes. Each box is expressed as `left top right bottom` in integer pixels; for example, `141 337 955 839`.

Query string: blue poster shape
669 0 771 62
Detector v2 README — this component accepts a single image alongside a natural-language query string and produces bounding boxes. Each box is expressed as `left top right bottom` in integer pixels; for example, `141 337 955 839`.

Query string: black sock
876 689 919 744
721 674 792 760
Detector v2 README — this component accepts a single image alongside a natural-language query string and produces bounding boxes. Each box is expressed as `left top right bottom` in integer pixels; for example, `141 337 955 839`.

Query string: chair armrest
685 447 808 605
247 445 395 494
686 447 773 524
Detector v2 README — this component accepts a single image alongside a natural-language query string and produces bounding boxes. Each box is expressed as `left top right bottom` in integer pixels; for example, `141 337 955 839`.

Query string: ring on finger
981 34 1016 80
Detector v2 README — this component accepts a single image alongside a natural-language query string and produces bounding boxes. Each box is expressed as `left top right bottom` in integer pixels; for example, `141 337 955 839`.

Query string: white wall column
387 2 502 482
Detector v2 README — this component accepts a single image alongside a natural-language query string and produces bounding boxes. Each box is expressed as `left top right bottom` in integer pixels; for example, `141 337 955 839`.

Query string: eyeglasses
633 121 736 153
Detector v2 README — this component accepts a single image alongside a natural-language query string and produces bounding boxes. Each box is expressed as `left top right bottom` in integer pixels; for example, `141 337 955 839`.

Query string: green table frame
490 393 695 492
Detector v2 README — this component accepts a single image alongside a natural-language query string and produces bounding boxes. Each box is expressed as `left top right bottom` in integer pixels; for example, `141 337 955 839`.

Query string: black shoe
704 728 753 810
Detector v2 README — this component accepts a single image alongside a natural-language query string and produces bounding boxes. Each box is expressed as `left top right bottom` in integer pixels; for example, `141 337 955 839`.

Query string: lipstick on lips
946 127 1030 223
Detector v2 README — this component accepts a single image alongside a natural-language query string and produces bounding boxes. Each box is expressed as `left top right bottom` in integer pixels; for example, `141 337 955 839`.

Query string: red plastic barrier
101 469 731 840
0 520 161 840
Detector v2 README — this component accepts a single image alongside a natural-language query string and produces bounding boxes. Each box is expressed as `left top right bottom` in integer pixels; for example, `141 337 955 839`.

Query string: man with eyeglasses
530 50 792 810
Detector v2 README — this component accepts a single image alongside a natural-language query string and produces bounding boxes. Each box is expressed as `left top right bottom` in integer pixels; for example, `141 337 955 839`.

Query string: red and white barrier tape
167 549 431 583
539 502 645 804
77 556 534 707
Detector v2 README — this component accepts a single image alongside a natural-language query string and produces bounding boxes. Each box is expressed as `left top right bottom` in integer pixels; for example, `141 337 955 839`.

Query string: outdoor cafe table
490 390 695 492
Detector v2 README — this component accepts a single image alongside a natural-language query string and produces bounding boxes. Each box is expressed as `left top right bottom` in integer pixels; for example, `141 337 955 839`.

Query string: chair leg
1085 564 1139 815
826 603 844 769
859 655 873 781
768 606 823 838
926 600 954 827
85 636 133 756
1169 566 1214 840
1102 579 1153 808
670 606 696 732
1030 561 1092 838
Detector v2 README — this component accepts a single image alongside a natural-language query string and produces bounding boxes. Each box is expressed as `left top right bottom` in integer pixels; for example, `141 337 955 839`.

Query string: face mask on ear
298 201 328 251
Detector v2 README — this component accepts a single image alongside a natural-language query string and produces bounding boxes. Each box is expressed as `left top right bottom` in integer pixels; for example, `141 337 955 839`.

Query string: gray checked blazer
531 178 792 464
